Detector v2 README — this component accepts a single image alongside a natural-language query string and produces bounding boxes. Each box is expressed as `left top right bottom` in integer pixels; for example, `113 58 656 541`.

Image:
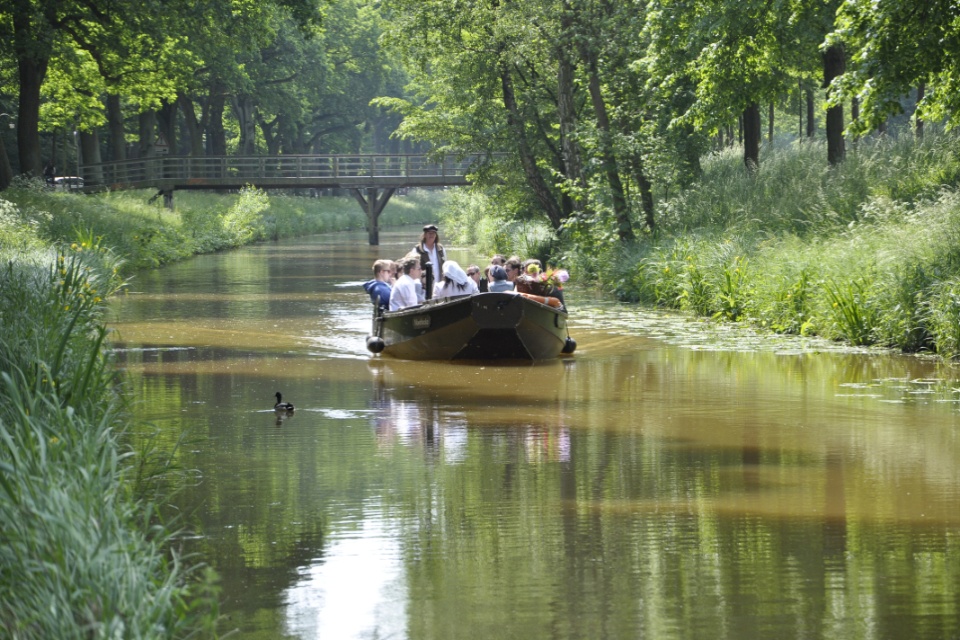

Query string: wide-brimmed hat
442 260 468 285
490 265 507 281
422 223 438 232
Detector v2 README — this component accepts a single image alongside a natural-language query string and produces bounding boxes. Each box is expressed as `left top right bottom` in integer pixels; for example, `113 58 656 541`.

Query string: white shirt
424 244 440 277
434 279 479 299
389 274 424 311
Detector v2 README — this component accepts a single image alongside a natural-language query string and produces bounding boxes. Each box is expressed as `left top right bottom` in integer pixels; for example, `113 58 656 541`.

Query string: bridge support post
351 187 396 246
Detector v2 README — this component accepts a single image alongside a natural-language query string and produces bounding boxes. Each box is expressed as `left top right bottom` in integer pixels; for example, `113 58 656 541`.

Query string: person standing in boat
389 255 425 311
413 224 446 299
433 260 479 299
363 259 394 312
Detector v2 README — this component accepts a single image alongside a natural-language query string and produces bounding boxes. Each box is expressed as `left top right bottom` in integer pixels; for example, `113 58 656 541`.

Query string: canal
109 227 960 639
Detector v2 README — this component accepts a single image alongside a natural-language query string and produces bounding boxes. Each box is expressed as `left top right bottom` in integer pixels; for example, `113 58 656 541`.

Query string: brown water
108 227 960 640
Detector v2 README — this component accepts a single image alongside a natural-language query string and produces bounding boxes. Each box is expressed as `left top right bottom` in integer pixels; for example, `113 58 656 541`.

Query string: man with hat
413 223 446 299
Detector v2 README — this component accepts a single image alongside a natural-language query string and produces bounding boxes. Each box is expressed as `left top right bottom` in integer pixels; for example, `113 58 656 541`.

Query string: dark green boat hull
369 292 570 360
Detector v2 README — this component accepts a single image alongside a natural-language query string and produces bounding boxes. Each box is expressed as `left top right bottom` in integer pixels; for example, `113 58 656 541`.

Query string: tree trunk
16 56 47 177
179 94 205 156
106 93 126 161
139 110 157 158
768 102 774 143
916 83 925 139
207 90 227 156
742 103 761 171
556 44 586 213
158 100 177 155
806 88 815 138
79 130 103 185
0 133 13 189
798 81 803 139
583 56 633 241
258 113 282 156
498 61 565 230
629 153 655 233
822 42 845 165
232 95 256 154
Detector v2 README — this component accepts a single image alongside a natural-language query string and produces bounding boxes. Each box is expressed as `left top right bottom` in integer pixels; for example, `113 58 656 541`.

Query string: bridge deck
80 154 477 192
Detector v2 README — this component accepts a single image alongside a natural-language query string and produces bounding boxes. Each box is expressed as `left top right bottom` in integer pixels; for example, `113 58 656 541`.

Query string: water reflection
108 227 960 640
284 513 405 639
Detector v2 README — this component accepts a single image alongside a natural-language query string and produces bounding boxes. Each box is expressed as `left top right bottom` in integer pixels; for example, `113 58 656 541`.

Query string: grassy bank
611 132 960 357
0 239 219 637
448 129 960 358
0 183 447 637
2 180 448 271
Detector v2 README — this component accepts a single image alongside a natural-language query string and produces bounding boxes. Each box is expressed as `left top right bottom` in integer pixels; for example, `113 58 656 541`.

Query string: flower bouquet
515 265 569 296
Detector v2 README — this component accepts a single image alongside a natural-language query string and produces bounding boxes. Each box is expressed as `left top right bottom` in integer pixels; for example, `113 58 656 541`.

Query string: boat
365 292 576 360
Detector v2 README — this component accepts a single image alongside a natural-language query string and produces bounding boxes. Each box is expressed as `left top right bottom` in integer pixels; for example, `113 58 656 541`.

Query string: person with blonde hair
363 259 394 311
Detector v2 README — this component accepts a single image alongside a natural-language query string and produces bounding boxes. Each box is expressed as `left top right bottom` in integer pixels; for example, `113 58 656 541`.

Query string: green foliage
823 277 878 346
831 0 960 133
556 130 960 357
925 277 960 359
221 185 269 247
0 243 219 638
441 189 558 263
1 186 451 273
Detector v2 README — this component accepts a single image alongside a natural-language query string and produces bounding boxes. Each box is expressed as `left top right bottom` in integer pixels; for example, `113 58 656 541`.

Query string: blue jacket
363 279 392 310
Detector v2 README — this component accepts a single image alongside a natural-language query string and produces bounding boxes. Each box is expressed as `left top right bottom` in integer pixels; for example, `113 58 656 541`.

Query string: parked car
52 176 85 191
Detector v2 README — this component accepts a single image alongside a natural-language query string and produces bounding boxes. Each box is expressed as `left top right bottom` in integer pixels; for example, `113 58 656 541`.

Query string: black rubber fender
366 335 385 353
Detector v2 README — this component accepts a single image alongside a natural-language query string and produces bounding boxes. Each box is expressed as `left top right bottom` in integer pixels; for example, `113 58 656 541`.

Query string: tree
831 0 960 134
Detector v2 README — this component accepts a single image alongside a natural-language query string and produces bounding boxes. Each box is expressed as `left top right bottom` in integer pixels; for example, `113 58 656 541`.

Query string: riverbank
0 184 447 637
448 130 960 359
610 133 960 358
1 180 448 271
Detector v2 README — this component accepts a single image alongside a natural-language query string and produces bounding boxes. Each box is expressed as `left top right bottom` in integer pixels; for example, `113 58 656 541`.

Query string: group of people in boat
362 223 565 313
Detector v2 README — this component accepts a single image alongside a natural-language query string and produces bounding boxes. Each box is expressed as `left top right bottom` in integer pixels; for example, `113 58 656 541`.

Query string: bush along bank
606 135 960 359
0 239 219 638
1 178 448 271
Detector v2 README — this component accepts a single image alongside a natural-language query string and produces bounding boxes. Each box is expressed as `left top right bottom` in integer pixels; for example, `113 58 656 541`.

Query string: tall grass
2 180 449 271
591 130 960 356
0 240 218 638
441 189 559 263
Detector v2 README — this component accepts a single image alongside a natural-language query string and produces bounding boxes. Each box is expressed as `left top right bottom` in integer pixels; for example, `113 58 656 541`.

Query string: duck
274 392 295 412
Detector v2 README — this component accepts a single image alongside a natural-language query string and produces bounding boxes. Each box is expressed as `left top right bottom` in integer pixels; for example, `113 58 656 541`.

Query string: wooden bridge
78 154 484 244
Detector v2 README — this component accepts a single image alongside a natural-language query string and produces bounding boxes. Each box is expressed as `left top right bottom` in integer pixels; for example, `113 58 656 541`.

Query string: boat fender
366 335 385 353
518 292 563 308
562 337 577 354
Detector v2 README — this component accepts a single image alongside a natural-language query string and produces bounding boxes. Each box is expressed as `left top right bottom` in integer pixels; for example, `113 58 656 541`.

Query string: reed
592 129 960 356
0 239 218 638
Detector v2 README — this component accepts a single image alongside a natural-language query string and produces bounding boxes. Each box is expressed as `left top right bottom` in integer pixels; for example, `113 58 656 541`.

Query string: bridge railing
84 154 483 188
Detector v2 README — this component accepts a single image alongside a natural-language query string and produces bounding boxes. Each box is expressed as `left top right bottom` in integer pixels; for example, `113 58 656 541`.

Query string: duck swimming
274 392 294 412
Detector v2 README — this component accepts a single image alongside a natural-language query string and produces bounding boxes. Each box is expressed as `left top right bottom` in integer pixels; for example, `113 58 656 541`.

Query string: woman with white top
433 260 479 299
